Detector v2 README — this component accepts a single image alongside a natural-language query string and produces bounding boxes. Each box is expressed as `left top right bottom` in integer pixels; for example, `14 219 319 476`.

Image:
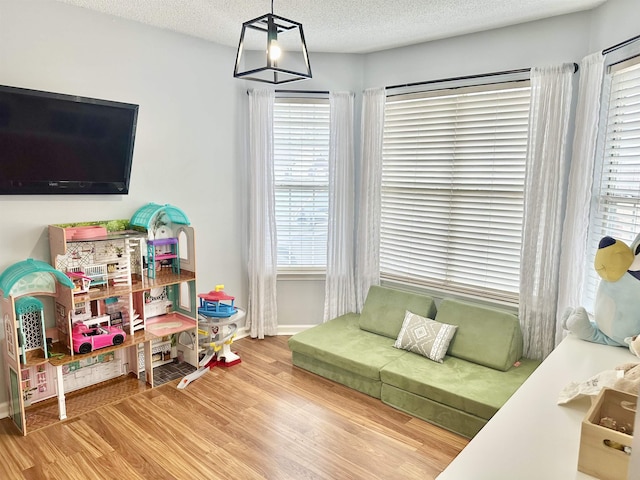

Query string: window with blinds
274 98 330 268
381 81 531 302
585 55 640 310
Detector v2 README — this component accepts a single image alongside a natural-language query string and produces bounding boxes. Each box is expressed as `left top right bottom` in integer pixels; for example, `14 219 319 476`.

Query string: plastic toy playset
178 285 245 389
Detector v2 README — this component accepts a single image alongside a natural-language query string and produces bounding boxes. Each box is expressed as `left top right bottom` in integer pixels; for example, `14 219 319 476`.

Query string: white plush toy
563 233 640 348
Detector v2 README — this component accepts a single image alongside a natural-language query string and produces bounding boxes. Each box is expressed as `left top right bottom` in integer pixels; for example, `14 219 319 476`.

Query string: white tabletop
437 334 638 480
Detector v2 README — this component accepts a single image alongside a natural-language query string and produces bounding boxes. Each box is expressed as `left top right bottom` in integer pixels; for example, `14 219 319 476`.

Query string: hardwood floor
0 336 468 479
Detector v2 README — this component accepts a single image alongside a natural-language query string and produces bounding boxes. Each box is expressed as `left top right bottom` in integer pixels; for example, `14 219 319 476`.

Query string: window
381 81 531 302
585 55 640 309
273 98 330 268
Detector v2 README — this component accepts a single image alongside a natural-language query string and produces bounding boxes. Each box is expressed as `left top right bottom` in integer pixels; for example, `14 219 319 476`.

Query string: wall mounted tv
0 85 138 195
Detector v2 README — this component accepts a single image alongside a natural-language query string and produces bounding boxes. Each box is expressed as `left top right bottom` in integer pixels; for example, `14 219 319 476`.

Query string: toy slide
176 367 209 390
198 350 216 368
177 351 216 389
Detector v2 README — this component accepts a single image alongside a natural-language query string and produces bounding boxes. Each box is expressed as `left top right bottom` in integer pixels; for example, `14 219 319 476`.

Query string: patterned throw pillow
394 310 458 362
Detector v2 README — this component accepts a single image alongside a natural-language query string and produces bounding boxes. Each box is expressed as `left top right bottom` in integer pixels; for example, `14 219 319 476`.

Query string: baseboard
278 324 313 335
235 324 314 337
0 401 9 420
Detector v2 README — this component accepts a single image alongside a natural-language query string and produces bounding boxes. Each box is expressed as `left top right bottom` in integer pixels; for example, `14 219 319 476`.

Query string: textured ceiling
54 0 607 53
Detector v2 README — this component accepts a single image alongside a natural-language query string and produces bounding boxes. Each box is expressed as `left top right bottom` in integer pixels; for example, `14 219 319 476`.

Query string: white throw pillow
394 310 457 363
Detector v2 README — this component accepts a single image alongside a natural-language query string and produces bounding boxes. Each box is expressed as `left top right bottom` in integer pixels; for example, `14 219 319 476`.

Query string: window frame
380 74 532 304
273 95 331 273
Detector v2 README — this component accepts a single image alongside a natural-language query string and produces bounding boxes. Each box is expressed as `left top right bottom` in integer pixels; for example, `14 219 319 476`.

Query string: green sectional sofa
288 285 540 438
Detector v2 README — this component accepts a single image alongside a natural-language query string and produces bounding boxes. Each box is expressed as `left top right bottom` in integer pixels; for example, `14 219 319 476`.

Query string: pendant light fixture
233 0 312 84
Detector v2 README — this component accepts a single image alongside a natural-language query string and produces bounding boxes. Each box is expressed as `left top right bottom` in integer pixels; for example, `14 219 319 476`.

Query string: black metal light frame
233 4 312 84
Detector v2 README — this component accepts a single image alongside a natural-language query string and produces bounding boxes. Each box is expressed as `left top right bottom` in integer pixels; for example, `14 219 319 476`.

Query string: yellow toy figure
563 234 640 348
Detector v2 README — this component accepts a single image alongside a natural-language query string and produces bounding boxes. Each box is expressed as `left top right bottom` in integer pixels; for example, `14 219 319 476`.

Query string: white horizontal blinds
585 55 640 309
273 98 330 267
381 81 531 301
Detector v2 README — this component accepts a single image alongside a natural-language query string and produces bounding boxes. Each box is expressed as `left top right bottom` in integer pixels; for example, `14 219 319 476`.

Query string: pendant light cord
271 0 274 14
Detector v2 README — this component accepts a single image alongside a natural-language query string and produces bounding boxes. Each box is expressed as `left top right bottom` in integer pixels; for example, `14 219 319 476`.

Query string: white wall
363 11 590 89
588 0 640 53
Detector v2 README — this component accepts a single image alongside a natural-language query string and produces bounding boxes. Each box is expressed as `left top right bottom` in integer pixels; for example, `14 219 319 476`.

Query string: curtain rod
276 89 329 95
602 33 640 55
246 89 329 95
385 63 579 91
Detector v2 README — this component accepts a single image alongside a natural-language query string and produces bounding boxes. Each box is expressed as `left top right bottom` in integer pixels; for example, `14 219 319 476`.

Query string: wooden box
578 387 636 480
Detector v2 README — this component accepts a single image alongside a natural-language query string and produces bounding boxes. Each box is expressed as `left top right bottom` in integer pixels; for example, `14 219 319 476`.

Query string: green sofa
288 285 540 438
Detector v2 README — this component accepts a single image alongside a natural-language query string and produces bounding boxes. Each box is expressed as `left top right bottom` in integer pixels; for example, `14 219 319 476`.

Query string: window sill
380 277 519 313
277 268 326 281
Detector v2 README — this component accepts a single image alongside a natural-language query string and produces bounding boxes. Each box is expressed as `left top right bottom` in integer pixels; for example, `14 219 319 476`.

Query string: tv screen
0 85 138 195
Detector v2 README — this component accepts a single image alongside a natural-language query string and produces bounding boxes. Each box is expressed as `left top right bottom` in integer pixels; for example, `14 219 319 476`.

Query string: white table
437 334 638 480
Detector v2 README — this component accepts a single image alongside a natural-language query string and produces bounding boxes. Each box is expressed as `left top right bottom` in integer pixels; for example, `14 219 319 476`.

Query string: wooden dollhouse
0 203 201 435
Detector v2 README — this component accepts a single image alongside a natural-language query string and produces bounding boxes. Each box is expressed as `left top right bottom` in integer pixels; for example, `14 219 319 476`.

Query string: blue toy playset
178 285 245 389
197 285 237 318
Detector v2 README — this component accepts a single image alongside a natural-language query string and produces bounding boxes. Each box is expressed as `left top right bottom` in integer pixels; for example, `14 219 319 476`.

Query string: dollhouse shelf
23 350 52 368
49 228 146 255
145 312 196 337
31 317 194 368
133 270 195 292
69 270 196 304
47 330 155 367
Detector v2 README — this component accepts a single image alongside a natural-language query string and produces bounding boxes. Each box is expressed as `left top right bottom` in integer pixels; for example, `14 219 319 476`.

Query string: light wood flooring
0 336 468 479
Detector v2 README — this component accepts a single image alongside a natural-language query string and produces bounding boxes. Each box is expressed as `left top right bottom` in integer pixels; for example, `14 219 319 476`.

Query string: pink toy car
72 323 126 354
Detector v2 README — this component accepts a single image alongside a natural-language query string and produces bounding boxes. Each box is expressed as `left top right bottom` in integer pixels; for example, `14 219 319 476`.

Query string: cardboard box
578 388 636 480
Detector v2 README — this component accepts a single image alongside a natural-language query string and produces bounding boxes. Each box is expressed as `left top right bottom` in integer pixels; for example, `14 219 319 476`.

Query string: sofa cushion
359 285 437 339
435 298 523 372
380 352 540 420
288 313 408 380
291 352 383 398
380 384 487 438
394 310 457 362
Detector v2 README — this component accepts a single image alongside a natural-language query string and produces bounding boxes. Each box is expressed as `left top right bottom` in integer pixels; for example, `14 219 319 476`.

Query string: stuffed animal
562 233 640 347
613 362 640 396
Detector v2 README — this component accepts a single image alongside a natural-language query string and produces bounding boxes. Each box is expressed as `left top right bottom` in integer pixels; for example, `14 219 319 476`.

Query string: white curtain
247 89 278 338
555 53 605 345
355 87 386 311
519 64 574 360
324 92 357 321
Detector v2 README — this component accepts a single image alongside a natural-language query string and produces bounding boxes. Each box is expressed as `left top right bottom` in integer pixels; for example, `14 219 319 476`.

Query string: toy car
72 323 126 354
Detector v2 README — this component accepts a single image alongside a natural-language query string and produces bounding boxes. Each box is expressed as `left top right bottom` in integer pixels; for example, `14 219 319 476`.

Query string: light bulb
268 40 281 61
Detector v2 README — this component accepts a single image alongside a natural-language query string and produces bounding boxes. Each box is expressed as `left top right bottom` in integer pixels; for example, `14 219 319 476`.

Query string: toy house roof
0 258 74 298
130 203 190 230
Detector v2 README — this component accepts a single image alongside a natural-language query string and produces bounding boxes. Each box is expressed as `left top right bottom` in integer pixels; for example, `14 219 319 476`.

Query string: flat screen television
0 85 138 195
